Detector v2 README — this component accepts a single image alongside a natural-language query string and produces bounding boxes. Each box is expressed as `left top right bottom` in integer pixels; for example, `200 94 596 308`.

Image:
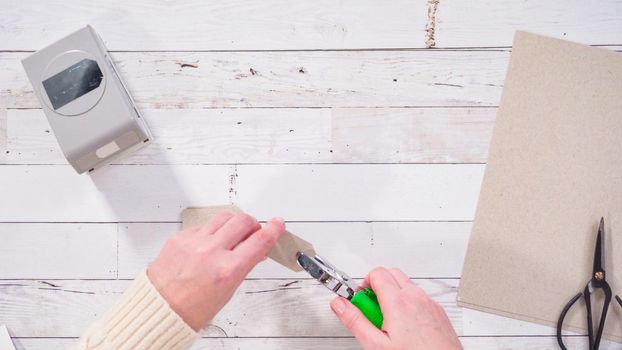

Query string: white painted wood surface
5 108 495 164
435 0 622 48
1 0 620 50
9 337 622 350
1 1 621 348
0 279 561 338
2 51 509 109
0 221 472 279
0 223 117 279
0 164 483 222
118 221 472 280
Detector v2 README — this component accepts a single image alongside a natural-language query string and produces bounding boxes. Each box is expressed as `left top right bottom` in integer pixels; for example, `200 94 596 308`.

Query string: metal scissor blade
593 217 605 280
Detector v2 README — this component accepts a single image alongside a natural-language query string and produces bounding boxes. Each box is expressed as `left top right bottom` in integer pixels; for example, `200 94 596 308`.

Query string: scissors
296 251 384 328
557 217 622 350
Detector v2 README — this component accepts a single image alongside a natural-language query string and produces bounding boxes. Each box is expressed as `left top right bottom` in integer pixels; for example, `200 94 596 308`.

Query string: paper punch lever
297 251 384 328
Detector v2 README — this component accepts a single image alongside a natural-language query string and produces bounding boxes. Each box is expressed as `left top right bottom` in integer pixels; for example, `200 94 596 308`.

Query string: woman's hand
147 212 285 331
330 267 462 350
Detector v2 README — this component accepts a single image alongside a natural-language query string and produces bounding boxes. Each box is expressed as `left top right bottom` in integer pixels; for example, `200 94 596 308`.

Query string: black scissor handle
585 283 612 350
558 285 614 350
557 292 582 350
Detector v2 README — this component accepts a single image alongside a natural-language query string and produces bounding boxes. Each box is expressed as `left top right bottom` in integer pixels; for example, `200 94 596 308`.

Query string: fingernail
270 217 285 227
330 297 346 315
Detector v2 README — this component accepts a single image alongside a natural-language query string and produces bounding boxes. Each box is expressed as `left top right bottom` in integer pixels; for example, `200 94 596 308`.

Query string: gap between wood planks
0 220 474 224
3 106 504 110
0 48 512 53
4 335 590 339
0 109 6 162
2 46 618 54
3 46 619 53
0 277 461 281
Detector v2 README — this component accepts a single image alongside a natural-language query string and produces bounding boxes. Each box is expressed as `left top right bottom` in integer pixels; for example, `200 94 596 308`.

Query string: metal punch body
296 251 385 328
296 252 358 299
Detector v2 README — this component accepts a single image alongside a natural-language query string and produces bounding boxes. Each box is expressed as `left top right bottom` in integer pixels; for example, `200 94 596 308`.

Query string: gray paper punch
22 25 152 174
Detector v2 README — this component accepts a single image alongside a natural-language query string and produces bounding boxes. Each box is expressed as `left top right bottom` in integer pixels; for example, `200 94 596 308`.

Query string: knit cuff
94 270 198 350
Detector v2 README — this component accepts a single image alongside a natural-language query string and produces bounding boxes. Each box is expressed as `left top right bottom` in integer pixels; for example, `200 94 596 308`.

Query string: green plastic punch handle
350 288 383 329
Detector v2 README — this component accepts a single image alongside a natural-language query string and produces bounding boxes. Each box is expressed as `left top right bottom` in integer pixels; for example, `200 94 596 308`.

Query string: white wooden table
1 1 621 349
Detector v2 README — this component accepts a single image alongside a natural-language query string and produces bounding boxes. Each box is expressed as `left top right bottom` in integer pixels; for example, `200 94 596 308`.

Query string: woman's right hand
330 267 463 350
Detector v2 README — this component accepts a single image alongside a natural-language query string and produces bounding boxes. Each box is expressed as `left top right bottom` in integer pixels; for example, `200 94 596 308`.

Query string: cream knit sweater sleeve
70 270 198 350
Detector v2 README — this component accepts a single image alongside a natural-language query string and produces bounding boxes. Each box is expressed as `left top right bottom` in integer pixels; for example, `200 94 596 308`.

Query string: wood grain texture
0 221 469 279
0 223 117 279
0 109 6 162
0 164 231 222
0 164 483 222
12 336 621 350
5 108 495 165
0 0 620 50
234 164 482 221
3 1 618 345
1 50 509 108
436 0 622 48
119 221 471 279
0 0 427 51
0 278 561 338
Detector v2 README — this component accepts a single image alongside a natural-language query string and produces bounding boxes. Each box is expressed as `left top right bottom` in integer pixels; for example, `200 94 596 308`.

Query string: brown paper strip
182 206 315 272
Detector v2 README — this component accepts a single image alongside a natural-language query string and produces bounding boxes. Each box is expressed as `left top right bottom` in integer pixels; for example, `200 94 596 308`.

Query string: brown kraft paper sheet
457 31 622 341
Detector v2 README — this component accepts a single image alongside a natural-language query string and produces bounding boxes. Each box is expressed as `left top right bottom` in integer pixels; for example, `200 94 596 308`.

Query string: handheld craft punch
21 25 152 174
297 251 384 328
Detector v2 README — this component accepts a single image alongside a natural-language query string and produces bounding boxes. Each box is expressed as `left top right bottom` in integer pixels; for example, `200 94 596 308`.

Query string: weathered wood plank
0 221 470 279
5 108 495 165
436 0 622 48
1 51 509 108
13 336 620 350
7 48 616 110
0 223 117 279
0 165 231 222
460 336 618 350
0 164 483 222
234 164 482 221
0 109 6 163
1 1 621 50
14 338 361 350
0 279 562 338
119 221 471 279
3 0 620 343
0 0 427 51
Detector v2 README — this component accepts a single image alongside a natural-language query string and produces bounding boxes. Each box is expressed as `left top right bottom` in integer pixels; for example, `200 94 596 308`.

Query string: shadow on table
87 140 190 275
